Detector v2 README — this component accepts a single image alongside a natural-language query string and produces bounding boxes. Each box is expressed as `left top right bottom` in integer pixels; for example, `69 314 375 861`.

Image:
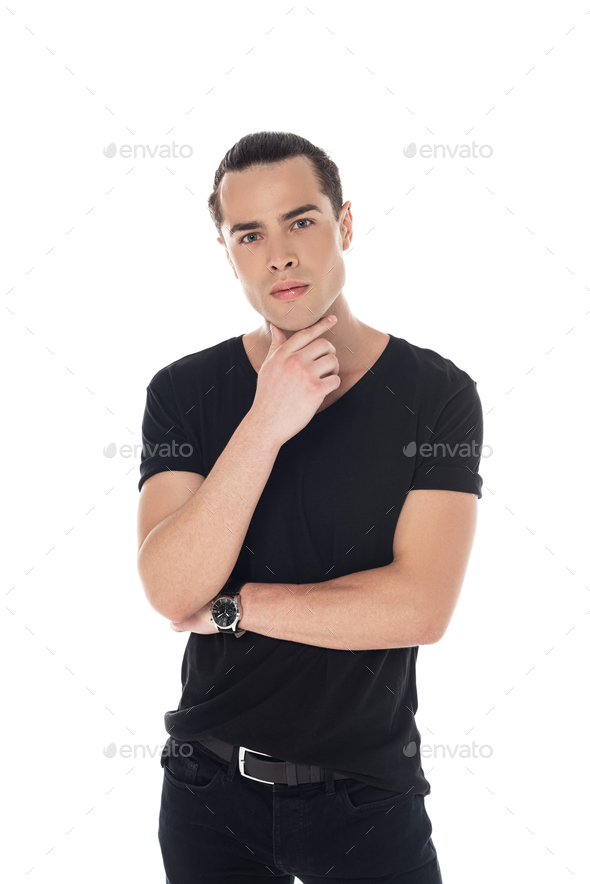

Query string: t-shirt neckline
231 332 393 427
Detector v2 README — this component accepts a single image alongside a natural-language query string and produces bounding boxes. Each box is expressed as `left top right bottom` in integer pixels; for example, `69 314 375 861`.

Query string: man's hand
250 315 341 447
170 599 218 634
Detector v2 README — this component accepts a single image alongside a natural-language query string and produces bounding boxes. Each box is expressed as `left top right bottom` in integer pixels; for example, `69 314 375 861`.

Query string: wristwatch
211 577 247 637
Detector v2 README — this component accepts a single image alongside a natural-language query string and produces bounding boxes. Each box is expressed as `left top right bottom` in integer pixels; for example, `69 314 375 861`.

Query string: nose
268 259 294 274
267 238 298 275
267 259 295 273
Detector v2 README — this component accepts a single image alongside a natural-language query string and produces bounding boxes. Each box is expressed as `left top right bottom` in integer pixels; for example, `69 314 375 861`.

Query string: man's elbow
137 553 190 622
148 593 187 623
419 617 448 645
410 597 446 646
139 577 184 622
420 627 443 645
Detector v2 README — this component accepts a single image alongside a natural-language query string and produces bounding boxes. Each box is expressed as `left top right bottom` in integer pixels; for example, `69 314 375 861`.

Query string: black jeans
158 737 442 883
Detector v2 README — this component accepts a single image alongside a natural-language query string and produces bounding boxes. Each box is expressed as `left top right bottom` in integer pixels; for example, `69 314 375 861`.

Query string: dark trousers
158 738 443 884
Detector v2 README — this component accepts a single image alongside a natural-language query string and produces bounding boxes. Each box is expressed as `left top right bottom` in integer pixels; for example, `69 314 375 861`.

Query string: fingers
281 314 337 355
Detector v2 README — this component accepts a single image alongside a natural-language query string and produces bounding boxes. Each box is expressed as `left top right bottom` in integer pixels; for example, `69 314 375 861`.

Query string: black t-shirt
138 332 483 794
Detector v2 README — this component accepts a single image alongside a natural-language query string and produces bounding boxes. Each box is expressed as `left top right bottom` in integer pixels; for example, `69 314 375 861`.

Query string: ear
340 202 352 226
340 201 353 248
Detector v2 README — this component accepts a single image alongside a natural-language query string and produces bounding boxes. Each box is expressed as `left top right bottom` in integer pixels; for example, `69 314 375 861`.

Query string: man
137 131 482 883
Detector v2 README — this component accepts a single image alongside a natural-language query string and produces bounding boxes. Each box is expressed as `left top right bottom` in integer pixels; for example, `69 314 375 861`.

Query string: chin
273 316 322 331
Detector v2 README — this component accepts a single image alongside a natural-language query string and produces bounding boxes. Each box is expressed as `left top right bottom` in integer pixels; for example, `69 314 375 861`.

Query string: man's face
216 155 351 330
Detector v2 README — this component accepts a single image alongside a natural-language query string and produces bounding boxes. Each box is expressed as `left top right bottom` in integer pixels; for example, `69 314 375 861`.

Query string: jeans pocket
161 739 226 793
340 777 407 812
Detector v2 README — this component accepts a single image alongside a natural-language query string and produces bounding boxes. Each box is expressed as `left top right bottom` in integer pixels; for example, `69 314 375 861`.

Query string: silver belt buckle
238 746 275 784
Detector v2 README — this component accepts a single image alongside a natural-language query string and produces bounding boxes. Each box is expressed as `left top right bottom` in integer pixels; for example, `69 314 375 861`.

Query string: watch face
212 597 237 627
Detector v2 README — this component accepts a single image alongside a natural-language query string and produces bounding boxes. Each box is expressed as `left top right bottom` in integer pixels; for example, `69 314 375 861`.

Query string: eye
239 218 315 244
294 218 314 230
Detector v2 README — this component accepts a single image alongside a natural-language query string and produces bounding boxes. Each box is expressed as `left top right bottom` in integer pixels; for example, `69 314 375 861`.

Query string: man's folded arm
238 488 479 651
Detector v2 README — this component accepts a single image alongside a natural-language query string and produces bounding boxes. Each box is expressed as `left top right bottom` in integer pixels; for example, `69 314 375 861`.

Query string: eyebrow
228 204 323 238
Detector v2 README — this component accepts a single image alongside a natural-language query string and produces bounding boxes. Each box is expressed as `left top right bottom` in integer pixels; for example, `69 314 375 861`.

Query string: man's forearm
138 410 282 623
238 562 435 651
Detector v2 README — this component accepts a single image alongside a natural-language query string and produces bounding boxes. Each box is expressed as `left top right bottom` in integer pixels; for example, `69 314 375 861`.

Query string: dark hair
207 131 343 244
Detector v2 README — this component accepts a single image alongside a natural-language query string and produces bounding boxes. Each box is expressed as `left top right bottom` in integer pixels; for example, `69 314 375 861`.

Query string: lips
270 285 310 301
270 278 309 294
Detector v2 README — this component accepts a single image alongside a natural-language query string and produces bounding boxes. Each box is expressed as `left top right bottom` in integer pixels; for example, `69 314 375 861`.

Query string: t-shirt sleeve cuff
410 465 482 498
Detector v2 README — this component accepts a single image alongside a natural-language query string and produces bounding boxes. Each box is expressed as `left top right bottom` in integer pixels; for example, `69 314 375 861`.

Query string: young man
137 131 483 883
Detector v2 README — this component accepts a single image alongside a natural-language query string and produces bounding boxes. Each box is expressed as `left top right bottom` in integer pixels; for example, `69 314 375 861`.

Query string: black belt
196 734 349 786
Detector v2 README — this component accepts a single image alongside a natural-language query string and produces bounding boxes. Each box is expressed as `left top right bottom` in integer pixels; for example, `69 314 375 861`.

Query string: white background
2 1 589 881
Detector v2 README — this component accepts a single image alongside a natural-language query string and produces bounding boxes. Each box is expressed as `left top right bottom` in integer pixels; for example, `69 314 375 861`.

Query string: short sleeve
138 369 206 493
410 379 484 499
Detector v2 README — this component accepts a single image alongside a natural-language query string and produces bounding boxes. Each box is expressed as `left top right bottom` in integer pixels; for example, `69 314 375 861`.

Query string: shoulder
390 334 477 395
146 336 237 393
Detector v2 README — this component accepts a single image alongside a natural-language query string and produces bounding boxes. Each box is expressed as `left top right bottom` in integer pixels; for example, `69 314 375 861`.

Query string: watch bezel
211 594 240 630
